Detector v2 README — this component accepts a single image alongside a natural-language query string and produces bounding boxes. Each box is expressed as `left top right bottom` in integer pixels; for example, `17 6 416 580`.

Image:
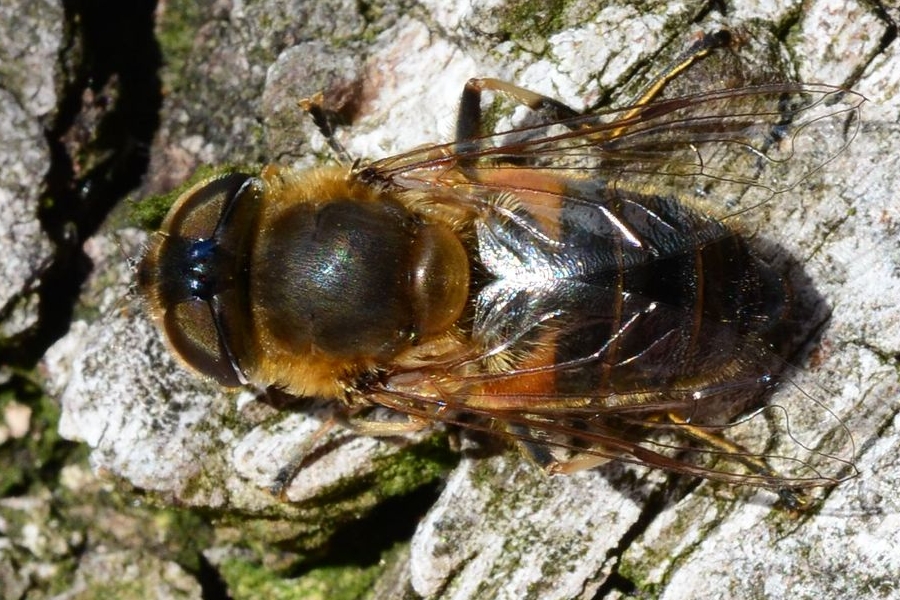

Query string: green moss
617 553 661 598
369 433 457 498
283 433 455 549
154 508 217 571
61 552 201 600
302 433 453 526
616 492 743 597
0 372 81 497
174 429 456 558
219 542 402 600
496 0 571 50
128 189 180 231
0 369 218 596
155 0 205 93
77 579 153 599
50 473 216 572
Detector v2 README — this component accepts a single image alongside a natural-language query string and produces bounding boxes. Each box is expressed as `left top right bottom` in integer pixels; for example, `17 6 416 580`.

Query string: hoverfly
138 31 862 494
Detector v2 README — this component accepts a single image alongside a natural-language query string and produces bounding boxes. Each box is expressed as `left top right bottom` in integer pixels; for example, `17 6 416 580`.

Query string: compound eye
139 172 262 387
162 298 244 387
163 173 256 240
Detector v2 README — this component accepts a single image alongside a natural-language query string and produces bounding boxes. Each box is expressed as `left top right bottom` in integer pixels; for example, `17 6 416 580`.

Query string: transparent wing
354 83 862 489
368 298 856 489
367 83 863 221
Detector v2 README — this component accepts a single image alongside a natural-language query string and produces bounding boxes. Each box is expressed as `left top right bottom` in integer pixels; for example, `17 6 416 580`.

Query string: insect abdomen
474 185 791 422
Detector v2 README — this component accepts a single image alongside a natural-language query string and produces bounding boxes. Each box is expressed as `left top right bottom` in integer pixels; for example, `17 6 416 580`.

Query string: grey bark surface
2 1 898 598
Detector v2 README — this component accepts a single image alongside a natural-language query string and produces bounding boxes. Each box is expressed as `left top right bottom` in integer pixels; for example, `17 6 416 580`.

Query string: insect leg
270 416 340 498
664 412 807 505
505 421 618 474
616 30 734 124
455 77 583 144
503 423 564 471
595 30 737 144
340 412 433 436
664 412 775 477
455 30 734 149
269 410 432 499
539 451 611 474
